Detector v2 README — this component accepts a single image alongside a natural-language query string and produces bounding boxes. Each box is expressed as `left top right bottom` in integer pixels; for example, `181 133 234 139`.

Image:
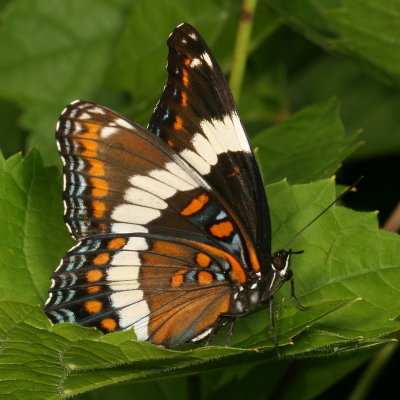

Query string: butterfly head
258 249 304 303
260 249 309 311
271 249 303 281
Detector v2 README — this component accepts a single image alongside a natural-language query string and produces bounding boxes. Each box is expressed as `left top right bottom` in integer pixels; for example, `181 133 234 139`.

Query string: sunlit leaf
252 98 361 183
268 0 400 85
0 0 132 163
0 150 399 398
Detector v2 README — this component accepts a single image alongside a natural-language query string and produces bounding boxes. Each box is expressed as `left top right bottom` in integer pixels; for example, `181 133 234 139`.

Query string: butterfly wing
56 100 259 270
46 23 273 346
45 232 244 347
46 100 259 345
148 23 271 264
57 100 206 240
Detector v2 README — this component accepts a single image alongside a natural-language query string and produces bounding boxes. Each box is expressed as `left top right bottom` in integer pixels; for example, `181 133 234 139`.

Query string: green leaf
202 350 374 400
75 377 188 400
200 359 290 400
104 0 240 126
239 51 288 125
0 4 397 398
0 0 132 163
0 298 361 399
252 98 361 184
0 99 26 158
289 52 400 160
266 180 400 347
104 0 280 127
0 150 73 304
267 0 400 86
0 149 399 399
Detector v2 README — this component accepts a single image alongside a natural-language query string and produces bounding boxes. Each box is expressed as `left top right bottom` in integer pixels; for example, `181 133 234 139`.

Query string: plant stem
229 0 259 104
347 341 398 400
383 201 400 232
188 374 201 400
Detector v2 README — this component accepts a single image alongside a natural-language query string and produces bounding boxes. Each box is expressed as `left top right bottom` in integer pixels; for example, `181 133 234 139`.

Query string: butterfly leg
204 332 215 347
290 278 311 311
225 318 236 347
203 318 226 346
267 296 281 358
203 316 236 347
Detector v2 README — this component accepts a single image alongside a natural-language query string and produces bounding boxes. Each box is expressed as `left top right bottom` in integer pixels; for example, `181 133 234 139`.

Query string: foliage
0 0 399 399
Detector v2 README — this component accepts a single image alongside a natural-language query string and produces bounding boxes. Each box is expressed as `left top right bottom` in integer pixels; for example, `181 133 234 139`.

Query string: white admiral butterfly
44 23 308 348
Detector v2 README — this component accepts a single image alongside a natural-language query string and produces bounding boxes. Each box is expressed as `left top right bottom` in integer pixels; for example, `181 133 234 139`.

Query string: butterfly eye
271 251 290 270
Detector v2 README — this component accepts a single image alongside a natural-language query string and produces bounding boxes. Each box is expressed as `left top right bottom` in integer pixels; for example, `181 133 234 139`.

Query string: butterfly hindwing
45 233 240 347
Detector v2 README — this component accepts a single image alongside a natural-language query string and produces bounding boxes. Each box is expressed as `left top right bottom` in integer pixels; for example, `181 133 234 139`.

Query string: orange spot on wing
92 200 106 218
196 253 211 267
88 159 104 177
173 115 183 130
181 91 188 107
82 122 100 139
91 177 108 197
171 269 187 287
248 245 261 272
167 139 175 147
87 285 101 294
85 300 102 313
184 58 191 66
79 139 98 157
86 269 103 283
101 318 117 332
98 222 107 230
220 293 230 313
229 260 247 283
93 252 110 265
107 237 127 249
180 193 209 216
151 241 193 261
188 240 247 284
182 68 189 86
198 270 213 285
228 166 240 177
209 221 234 238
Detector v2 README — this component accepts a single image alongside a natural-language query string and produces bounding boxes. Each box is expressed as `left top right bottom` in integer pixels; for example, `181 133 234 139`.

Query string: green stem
229 0 259 104
347 341 398 400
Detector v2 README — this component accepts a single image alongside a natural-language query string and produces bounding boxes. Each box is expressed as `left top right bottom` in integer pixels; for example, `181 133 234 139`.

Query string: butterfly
44 22 308 348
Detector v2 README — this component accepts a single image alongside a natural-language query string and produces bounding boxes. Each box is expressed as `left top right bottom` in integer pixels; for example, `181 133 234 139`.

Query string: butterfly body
44 23 299 348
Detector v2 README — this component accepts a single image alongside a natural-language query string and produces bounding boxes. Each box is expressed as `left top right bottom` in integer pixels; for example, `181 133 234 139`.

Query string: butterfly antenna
282 176 363 249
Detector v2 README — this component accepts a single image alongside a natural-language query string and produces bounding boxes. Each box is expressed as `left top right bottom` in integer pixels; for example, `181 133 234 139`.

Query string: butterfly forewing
148 23 271 264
